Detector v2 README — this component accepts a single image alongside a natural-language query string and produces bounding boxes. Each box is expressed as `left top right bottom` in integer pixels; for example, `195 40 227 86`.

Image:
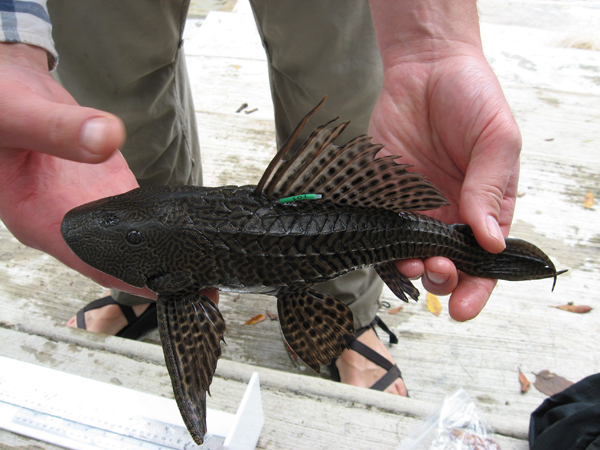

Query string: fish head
61 187 201 289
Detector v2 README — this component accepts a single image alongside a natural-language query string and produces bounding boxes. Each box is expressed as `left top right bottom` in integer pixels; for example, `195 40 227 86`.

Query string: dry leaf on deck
284 340 298 362
583 191 594 208
450 429 500 450
519 369 531 394
426 292 442 316
389 305 403 314
552 304 593 314
533 370 574 396
244 313 266 325
266 310 277 320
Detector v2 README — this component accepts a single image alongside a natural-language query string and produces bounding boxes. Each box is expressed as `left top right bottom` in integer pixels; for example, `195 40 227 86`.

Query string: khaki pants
49 0 384 328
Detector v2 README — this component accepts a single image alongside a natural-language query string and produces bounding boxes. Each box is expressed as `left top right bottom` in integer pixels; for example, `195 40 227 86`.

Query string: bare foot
335 327 407 396
66 302 152 335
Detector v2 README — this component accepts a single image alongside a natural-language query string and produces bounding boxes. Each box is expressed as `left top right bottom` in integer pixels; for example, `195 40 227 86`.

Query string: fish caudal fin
374 261 420 302
450 224 566 289
157 293 226 445
256 98 450 213
485 238 566 289
277 285 355 373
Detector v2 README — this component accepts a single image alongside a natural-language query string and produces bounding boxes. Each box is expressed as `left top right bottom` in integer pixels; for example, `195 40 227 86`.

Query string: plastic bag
397 389 501 450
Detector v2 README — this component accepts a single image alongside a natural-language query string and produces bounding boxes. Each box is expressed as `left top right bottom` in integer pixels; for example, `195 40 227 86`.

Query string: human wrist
369 0 483 67
0 42 51 73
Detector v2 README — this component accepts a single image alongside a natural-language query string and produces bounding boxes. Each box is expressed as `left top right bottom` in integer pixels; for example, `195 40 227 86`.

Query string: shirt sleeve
0 0 58 69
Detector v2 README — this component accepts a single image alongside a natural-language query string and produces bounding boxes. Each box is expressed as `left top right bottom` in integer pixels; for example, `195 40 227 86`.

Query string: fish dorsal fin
255 97 328 195
255 99 450 213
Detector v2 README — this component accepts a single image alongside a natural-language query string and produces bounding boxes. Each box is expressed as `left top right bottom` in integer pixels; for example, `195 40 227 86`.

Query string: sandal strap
348 316 404 392
117 302 158 339
370 365 402 392
82 295 116 312
116 303 138 325
76 307 87 330
348 339 394 371
77 295 138 329
372 316 399 345
355 316 398 344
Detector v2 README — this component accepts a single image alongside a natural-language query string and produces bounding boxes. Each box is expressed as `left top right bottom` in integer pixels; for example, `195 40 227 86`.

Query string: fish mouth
115 267 150 289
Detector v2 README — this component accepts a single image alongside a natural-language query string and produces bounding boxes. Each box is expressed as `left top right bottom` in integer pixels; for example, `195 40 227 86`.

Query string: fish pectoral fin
374 262 420 302
157 292 226 445
276 286 355 374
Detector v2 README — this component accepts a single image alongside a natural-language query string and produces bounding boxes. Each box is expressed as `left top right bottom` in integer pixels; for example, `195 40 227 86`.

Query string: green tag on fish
279 194 322 203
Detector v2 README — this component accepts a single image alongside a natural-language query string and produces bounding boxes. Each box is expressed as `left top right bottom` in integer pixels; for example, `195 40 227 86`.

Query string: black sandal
76 296 158 340
329 316 407 394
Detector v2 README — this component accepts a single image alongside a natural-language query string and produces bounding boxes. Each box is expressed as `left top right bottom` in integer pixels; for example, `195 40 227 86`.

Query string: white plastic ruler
0 356 263 450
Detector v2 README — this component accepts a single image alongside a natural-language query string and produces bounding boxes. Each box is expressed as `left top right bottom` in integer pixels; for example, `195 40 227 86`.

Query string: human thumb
459 152 520 255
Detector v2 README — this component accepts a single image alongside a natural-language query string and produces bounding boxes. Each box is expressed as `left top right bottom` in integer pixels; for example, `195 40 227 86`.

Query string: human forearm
0 42 49 72
368 0 482 65
0 0 57 69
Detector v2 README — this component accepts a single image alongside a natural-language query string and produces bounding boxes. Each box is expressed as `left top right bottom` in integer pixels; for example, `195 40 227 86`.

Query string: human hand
368 3 521 321
0 43 154 298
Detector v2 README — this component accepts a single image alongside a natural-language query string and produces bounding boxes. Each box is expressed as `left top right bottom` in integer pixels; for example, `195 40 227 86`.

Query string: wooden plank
0 326 528 449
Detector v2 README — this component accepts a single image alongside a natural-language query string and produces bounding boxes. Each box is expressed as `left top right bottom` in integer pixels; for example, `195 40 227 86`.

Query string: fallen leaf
552 304 593 314
266 310 277 320
284 340 298 362
389 305 403 314
533 370 574 396
450 429 500 450
426 292 442 316
244 314 266 325
584 191 594 208
519 369 531 394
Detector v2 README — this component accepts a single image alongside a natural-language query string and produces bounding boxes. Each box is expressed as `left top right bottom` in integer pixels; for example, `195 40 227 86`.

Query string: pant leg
48 0 201 305
250 0 384 328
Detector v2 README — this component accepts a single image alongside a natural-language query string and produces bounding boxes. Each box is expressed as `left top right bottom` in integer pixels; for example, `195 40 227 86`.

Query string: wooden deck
1 1 599 448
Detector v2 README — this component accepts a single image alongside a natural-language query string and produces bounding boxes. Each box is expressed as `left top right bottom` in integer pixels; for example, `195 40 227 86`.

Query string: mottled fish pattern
61 99 564 444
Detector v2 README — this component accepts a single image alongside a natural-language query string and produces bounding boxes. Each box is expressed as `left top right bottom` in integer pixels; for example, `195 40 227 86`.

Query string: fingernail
426 270 450 285
486 215 505 246
80 117 109 155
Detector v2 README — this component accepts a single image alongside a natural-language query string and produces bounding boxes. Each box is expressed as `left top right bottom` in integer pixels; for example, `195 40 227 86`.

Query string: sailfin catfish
61 99 565 444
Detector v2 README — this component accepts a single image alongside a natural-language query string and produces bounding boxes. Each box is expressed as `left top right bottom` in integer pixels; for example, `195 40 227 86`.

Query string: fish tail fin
492 238 567 289
469 237 567 289
157 292 226 445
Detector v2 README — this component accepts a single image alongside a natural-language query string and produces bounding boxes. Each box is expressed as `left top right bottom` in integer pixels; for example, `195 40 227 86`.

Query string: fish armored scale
157 188 466 289
61 98 565 445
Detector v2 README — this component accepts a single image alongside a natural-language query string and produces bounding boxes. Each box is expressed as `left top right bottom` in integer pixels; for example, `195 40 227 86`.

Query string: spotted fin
374 261 420 302
255 98 449 213
157 292 226 445
277 285 355 373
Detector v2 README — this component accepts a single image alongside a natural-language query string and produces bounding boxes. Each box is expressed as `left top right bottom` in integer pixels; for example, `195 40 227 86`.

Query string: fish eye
126 229 143 245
